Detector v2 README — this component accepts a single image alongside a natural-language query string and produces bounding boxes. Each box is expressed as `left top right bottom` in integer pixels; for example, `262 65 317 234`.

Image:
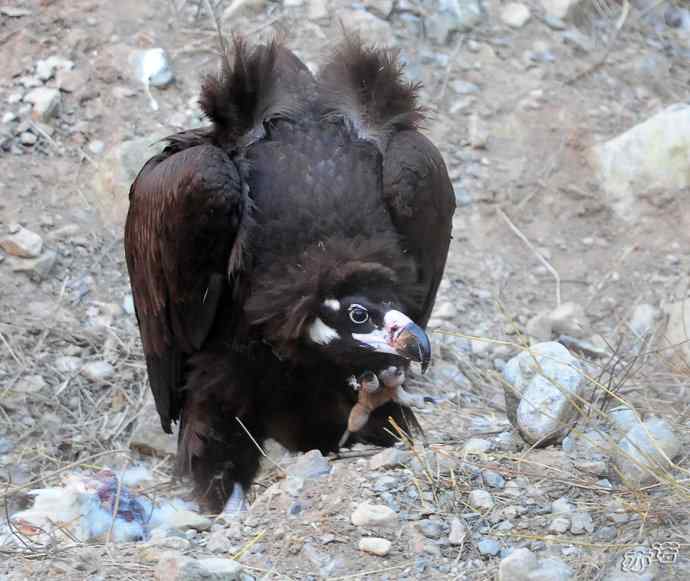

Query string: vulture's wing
383 130 455 326
124 142 246 432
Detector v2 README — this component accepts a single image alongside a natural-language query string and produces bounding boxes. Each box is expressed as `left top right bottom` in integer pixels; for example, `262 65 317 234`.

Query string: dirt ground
1 0 690 579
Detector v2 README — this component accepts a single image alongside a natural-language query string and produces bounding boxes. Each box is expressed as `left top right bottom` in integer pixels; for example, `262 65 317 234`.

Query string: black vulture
124 37 455 515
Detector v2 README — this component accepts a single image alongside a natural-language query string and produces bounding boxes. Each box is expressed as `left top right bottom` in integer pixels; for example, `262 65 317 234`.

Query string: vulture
124 37 455 515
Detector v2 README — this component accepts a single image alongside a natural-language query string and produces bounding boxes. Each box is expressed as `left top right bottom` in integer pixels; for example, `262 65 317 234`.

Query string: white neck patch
308 317 340 345
323 299 341 312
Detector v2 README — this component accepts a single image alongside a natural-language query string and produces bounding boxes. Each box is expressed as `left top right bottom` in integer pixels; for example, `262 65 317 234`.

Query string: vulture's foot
219 482 248 520
380 366 437 407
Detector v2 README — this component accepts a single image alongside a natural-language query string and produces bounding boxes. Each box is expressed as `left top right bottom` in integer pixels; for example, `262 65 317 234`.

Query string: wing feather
124 143 246 432
382 130 455 326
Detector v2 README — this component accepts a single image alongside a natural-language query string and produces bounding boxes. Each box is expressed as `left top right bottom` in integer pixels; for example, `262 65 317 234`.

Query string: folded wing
124 142 246 432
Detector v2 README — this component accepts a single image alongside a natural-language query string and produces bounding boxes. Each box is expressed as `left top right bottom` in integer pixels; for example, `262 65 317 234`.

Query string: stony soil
1 0 690 580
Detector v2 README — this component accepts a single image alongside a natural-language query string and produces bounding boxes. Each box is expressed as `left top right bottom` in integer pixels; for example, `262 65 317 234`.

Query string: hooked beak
353 310 432 372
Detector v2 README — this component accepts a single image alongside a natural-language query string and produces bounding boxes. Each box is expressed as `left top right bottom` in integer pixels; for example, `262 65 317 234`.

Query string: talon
379 366 405 388
358 371 381 393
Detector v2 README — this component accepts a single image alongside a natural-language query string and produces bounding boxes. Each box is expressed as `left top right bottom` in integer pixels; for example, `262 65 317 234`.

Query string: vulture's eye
348 305 369 325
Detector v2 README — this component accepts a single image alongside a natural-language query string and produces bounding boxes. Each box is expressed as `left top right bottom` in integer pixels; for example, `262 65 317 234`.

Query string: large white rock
502 342 586 445
590 104 690 221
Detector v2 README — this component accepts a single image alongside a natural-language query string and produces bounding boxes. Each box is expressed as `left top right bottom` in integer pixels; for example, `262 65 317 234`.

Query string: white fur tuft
308 318 340 345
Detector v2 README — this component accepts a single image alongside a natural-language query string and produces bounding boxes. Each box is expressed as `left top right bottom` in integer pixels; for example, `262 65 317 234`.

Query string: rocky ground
1 0 690 579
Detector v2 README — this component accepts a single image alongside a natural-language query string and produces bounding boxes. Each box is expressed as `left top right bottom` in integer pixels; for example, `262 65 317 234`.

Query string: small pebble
468 489 495 510
351 503 398 527
80 361 115 383
478 538 500 556
358 537 392 556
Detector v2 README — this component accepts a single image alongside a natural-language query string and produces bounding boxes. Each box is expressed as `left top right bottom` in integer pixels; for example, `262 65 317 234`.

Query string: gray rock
483 470 506 489
373 475 399 492
339 9 394 46
1 227 43 258
629 304 660 339
351 503 398 527
130 396 178 457
498 547 538 580
530 558 573 580
608 406 640 435
552 497 574 514
303 542 343 576
155 552 242 581
468 489 495 510
562 28 594 53
80 361 114 383
593 526 617 542
56 69 88 93
20 131 37 146
660 299 690 368
417 519 443 540
502 342 585 445
539 0 582 19
544 15 567 29
359 537 392 556
613 416 680 486
35 57 73 81
9 249 57 280
549 516 570 533
425 0 483 44
123 294 136 315
130 48 174 89
463 437 492 455
501 3 531 28
23 87 61 121
88 140 105 156
1 7 32 16
286 449 331 479
549 302 590 339
590 104 690 221
369 447 411 470
526 313 552 341
468 114 489 149
206 530 235 553
478 538 501 556
448 517 467 545
569 512 594 535
451 80 481 95
307 0 329 20
166 510 212 532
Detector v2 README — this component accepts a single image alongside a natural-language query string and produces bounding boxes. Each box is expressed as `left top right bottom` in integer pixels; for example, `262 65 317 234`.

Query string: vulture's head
306 294 430 370
245 238 431 371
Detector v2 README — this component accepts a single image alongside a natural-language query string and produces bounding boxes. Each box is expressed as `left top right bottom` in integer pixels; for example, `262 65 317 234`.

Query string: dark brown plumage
124 37 455 513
